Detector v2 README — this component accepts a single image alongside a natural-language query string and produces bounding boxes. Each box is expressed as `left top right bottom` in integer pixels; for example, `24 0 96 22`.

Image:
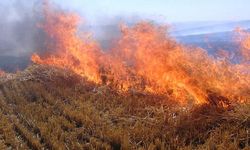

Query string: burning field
0 1 250 150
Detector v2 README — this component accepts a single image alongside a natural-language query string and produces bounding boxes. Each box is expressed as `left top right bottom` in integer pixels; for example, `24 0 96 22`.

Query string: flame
0 70 5 76
31 4 101 83
31 4 250 105
237 28 250 62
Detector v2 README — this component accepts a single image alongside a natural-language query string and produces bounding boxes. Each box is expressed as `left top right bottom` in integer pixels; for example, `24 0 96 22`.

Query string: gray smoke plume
0 0 46 71
0 0 46 56
0 0 155 71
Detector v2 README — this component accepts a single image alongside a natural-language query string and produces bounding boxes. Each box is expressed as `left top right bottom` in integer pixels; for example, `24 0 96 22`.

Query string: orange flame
32 4 250 105
0 70 5 76
236 28 250 62
31 4 101 83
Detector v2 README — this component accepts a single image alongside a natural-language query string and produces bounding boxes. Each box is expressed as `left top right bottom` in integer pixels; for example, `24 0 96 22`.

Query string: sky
52 0 250 23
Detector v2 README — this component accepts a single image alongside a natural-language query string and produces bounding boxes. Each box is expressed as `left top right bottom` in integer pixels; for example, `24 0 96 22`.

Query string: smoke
0 0 143 71
0 0 51 71
0 0 47 57
83 15 161 50
0 0 145 57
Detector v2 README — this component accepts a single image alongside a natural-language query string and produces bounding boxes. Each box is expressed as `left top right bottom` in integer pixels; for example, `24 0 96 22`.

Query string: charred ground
0 65 249 150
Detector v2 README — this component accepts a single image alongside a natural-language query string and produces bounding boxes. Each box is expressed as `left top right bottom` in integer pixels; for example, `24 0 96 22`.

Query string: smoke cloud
0 0 47 57
0 0 147 72
0 0 157 55
0 0 50 71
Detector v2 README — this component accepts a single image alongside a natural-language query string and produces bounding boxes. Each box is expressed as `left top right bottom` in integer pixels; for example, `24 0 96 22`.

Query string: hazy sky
53 0 250 23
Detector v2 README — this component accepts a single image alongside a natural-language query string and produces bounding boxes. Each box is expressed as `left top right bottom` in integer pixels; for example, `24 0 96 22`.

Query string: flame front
31 5 101 83
32 5 250 105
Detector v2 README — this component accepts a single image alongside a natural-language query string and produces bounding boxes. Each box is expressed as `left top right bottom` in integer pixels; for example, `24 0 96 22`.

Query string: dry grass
0 65 249 149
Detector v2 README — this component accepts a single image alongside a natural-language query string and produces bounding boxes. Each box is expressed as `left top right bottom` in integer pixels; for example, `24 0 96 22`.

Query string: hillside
0 65 249 150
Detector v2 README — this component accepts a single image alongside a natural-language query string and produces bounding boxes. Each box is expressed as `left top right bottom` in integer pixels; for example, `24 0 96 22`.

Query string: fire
31 4 250 105
0 70 5 76
31 4 101 83
237 28 250 62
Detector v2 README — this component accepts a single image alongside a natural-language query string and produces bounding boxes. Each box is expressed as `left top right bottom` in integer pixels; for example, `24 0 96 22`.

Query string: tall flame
32 4 250 105
31 4 101 83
